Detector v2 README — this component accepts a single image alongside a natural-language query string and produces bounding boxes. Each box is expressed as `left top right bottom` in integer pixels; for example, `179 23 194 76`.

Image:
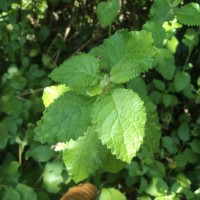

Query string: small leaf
177 123 190 142
162 93 172 107
63 127 104 183
92 88 146 163
16 184 37 200
154 48 176 80
35 92 92 143
96 0 120 27
43 161 64 193
49 54 100 88
175 3 200 26
98 188 126 200
26 145 56 162
190 139 200 154
174 71 191 92
100 30 154 83
162 136 178 154
153 79 166 91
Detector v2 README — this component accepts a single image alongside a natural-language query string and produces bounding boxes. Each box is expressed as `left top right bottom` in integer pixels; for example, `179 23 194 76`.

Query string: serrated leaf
35 92 92 143
63 127 104 183
92 88 146 163
174 71 191 92
49 54 100 88
141 95 161 153
100 30 154 83
154 48 176 80
99 188 126 200
16 184 37 200
96 0 120 27
150 0 175 24
175 3 200 26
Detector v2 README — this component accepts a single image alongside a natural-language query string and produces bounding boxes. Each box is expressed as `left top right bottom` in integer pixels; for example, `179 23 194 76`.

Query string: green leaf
3 187 20 200
35 92 92 143
150 0 175 24
153 79 166 91
126 77 147 96
98 188 126 200
145 178 169 197
174 71 191 92
177 123 190 142
141 95 161 153
162 136 178 154
63 127 104 183
175 3 200 26
100 30 154 83
0 161 20 184
26 145 56 162
16 184 37 200
96 0 120 27
182 28 199 51
42 84 70 107
190 139 200 154
49 54 100 88
43 161 63 193
143 21 166 46
92 88 146 163
101 148 126 173
154 48 176 80
162 93 172 107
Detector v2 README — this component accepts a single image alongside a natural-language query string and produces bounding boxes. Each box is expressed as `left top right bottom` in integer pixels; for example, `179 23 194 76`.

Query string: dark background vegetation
0 0 200 199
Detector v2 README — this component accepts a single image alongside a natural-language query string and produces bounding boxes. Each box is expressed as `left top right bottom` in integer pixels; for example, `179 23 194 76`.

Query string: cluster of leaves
0 0 200 199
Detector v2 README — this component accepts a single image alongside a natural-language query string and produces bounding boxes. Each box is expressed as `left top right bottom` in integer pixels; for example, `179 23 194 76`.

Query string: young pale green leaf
100 30 154 83
99 188 126 200
92 88 146 163
34 92 92 143
154 48 176 80
150 0 175 24
141 95 161 153
43 161 63 193
96 0 120 27
175 3 200 26
63 127 104 183
49 54 100 88
174 71 191 92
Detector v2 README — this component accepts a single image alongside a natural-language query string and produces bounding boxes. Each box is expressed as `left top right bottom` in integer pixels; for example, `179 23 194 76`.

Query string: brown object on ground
60 183 97 200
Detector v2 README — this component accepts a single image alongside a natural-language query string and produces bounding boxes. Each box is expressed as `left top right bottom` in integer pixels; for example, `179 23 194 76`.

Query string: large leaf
63 127 104 183
100 30 154 83
154 48 176 80
49 54 100 88
92 88 146 163
175 3 200 26
96 0 120 27
34 92 92 143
